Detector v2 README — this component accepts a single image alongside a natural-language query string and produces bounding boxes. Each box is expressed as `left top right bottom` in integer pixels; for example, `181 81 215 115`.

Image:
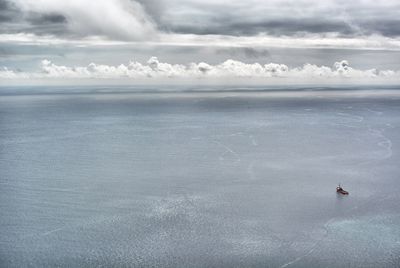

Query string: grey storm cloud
0 0 20 23
0 0 400 40
1 0 400 39
0 0 156 40
168 19 356 36
0 0 67 35
27 13 67 25
140 0 400 37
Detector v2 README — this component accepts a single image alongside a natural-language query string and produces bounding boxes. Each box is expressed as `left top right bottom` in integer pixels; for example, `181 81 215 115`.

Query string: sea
0 85 399 267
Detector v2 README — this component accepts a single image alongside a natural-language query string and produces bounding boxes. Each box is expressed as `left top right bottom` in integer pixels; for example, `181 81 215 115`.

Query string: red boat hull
337 189 349 195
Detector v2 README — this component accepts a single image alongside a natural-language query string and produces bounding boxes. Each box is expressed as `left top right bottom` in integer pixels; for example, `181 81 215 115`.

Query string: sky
1 0 400 84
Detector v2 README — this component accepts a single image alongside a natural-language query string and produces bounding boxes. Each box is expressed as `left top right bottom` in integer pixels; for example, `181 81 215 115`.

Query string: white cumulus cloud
1 58 399 83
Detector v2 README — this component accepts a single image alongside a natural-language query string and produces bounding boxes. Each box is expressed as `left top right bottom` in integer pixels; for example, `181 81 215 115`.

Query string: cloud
0 0 20 23
0 67 20 78
1 58 399 82
216 47 270 59
2 0 400 41
138 0 400 37
165 19 355 37
5 0 156 40
1 0 399 83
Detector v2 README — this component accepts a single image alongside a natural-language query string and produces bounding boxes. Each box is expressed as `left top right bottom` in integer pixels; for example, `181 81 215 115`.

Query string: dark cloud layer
168 19 357 36
137 0 400 38
363 20 400 37
0 0 20 23
27 13 67 25
23 13 68 35
0 0 400 39
0 0 67 35
216 47 271 59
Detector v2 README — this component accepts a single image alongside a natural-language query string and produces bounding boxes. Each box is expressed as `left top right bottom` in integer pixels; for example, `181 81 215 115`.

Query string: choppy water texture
0 86 400 267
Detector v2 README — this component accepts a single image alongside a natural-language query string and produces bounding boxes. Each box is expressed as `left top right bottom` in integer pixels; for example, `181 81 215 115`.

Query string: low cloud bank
1 58 399 82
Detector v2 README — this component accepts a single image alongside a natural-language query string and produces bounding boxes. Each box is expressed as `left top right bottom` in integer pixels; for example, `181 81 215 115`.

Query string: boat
336 184 349 195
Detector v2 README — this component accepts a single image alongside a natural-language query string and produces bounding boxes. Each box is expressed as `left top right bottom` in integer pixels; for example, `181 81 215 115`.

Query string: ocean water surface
0 86 399 267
